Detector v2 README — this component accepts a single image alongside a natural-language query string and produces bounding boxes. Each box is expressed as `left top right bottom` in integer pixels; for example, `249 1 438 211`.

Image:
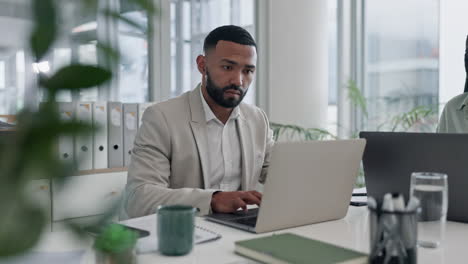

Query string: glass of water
410 172 448 248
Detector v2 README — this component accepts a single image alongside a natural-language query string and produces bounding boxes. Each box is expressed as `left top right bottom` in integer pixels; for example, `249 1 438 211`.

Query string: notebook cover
235 233 367 264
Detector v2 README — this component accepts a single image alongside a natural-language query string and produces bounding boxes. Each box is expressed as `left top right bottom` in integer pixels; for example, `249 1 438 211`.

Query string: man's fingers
211 191 263 213
249 191 263 201
241 192 261 205
232 197 247 211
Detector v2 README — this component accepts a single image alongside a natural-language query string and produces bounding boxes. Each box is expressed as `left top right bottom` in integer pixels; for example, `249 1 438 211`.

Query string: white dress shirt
200 89 242 191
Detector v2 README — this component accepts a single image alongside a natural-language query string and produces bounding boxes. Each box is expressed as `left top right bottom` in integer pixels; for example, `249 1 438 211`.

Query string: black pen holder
368 205 418 264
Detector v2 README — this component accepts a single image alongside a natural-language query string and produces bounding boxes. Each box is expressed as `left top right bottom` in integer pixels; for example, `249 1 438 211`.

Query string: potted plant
94 224 138 264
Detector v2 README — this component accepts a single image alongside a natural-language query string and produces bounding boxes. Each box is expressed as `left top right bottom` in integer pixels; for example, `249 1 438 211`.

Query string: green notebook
235 233 367 264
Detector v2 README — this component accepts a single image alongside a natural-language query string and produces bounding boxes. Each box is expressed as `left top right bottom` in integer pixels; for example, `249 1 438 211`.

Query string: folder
93 102 108 169
57 102 75 164
75 102 93 171
107 102 124 168
123 103 138 167
137 102 154 127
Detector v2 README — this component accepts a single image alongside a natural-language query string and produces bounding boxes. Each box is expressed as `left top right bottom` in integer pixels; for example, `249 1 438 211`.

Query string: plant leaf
0 200 46 256
346 79 368 117
269 122 336 141
30 0 57 61
40 64 112 91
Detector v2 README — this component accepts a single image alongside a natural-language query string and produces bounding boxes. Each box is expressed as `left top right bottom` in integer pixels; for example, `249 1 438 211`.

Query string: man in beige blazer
125 25 274 218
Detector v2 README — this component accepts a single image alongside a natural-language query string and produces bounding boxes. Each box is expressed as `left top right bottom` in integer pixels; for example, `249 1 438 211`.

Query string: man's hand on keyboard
210 191 262 213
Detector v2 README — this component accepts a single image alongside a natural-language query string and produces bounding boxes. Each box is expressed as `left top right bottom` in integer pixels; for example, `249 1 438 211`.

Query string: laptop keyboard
207 208 259 228
232 216 257 227
230 208 259 227
232 208 259 217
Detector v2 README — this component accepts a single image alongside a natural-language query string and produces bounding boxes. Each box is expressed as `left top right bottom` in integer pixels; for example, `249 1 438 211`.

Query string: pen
403 197 420 250
390 193 407 263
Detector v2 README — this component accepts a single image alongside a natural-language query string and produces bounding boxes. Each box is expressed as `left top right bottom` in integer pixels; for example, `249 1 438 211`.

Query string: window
117 0 149 103
170 0 256 104
361 0 439 132
0 9 30 114
73 0 150 103
0 0 150 114
327 0 338 135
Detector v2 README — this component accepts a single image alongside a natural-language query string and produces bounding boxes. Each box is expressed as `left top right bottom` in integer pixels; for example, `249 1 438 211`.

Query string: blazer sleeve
124 106 214 218
258 110 275 184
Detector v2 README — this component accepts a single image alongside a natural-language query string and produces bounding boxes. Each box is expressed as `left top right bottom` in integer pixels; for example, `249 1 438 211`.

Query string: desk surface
31 207 468 264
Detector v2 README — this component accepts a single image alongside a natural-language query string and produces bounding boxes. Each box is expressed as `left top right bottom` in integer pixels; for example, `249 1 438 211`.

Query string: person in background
124 25 274 218
437 35 468 133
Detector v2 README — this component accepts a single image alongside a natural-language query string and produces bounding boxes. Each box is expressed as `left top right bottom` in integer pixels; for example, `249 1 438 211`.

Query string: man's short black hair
203 25 256 53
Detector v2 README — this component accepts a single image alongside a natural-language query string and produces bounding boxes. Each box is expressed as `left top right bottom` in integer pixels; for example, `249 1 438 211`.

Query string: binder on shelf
107 102 124 168
75 102 93 171
57 102 75 164
123 103 138 167
93 102 108 169
137 102 154 127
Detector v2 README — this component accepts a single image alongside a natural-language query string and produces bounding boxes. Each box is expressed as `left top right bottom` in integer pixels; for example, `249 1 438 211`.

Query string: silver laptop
205 139 366 233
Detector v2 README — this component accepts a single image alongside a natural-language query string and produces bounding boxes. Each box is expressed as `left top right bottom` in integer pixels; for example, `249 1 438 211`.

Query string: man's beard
205 71 247 108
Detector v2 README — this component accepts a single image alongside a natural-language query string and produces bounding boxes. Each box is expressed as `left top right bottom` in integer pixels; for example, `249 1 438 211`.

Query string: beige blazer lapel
237 112 253 190
188 86 210 188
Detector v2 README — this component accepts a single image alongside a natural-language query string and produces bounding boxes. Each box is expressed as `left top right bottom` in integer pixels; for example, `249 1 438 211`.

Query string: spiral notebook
120 213 222 254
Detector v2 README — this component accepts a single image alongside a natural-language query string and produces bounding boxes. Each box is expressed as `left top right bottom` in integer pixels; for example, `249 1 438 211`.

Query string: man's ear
196 55 206 74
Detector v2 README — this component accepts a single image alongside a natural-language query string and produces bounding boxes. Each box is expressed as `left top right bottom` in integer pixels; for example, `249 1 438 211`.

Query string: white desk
28 207 468 264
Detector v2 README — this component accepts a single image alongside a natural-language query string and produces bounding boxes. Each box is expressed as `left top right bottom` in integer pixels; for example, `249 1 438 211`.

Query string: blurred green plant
378 105 436 132
347 79 368 117
94 224 138 264
270 123 338 141
0 0 155 258
94 224 138 253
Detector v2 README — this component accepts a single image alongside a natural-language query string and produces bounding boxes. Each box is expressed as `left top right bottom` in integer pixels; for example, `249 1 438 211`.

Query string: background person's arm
436 105 449 133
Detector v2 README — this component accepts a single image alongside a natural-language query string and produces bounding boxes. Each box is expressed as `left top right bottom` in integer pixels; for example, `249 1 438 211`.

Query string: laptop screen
360 131 468 222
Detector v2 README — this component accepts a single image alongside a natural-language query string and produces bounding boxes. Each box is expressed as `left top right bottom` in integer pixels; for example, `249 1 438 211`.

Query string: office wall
266 0 328 129
439 0 468 105
0 17 30 49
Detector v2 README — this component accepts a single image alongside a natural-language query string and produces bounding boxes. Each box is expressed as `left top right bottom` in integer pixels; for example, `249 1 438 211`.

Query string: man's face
199 40 257 108
205 69 246 108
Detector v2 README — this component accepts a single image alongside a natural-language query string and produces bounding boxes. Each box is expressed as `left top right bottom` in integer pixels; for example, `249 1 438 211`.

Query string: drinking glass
410 172 448 248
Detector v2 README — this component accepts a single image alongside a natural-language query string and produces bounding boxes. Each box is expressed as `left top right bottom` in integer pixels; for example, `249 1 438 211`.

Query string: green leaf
269 122 336 141
386 105 435 132
346 79 368 117
40 64 112 91
30 0 57 61
0 200 46 256
94 224 137 253
308 128 338 140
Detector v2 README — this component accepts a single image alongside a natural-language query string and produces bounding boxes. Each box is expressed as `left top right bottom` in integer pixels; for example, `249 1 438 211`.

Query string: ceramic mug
157 205 196 256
